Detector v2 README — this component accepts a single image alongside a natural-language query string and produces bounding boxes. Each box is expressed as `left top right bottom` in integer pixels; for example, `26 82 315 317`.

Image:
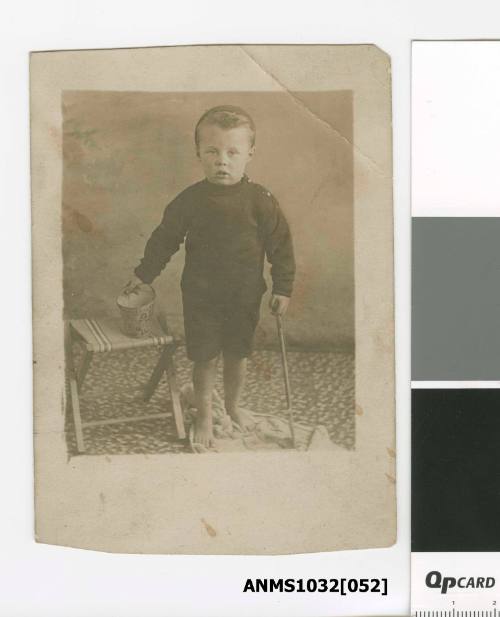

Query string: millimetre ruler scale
414 612 498 617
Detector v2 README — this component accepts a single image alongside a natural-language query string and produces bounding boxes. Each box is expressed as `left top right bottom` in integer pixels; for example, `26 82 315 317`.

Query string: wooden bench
66 316 185 453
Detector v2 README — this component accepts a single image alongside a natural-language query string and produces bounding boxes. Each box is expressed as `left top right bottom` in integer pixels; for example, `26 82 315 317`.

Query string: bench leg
164 348 186 439
143 346 169 402
65 325 86 453
69 374 86 453
77 350 93 391
144 345 186 439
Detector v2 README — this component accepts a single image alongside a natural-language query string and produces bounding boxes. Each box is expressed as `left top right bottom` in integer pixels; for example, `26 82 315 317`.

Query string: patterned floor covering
66 344 355 456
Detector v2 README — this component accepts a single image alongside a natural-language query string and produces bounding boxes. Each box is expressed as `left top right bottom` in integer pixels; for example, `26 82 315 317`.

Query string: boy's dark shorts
182 292 262 362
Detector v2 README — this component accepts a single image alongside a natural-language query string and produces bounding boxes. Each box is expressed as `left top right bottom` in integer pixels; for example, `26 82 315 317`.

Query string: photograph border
31 44 395 554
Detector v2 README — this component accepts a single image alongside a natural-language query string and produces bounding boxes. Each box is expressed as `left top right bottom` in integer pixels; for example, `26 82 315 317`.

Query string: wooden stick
276 314 296 448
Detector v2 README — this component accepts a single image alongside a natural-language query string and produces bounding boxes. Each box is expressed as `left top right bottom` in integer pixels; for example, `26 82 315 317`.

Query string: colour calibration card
411 41 500 615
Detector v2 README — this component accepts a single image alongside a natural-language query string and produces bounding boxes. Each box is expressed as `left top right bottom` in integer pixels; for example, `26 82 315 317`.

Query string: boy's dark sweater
135 175 295 306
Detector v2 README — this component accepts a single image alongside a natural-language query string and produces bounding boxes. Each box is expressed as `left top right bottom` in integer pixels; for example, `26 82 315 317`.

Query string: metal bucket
116 284 156 338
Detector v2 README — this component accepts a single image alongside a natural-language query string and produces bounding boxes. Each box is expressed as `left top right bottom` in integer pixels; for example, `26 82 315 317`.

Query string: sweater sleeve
259 191 296 297
134 191 190 284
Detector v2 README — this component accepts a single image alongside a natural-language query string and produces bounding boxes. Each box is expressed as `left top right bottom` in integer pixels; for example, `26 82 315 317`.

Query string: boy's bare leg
193 356 218 447
223 352 256 431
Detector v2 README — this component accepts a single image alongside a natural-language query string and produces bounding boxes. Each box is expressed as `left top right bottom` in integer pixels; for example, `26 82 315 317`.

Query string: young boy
125 105 295 447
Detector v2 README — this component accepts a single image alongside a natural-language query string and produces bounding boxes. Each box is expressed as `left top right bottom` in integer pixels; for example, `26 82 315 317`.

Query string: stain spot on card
386 447 396 458
201 518 217 537
385 473 396 484
48 125 62 152
373 332 393 355
355 404 363 416
73 210 94 233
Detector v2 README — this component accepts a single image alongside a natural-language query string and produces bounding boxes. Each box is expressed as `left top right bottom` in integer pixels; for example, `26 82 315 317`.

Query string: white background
1 2 500 616
413 41 500 217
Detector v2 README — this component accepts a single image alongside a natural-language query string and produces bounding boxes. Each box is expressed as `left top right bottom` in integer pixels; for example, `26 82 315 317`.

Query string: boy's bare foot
228 407 256 432
193 413 214 447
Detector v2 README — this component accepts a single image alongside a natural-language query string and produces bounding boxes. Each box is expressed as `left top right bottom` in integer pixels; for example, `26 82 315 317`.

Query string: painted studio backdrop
62 91 355 455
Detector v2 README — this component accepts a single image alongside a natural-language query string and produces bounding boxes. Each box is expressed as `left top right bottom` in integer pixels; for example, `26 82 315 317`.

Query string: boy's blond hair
194 105 256 153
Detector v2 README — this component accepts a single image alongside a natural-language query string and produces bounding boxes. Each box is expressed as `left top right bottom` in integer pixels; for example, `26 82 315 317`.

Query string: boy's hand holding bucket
117 276 156 338
122 274 144 296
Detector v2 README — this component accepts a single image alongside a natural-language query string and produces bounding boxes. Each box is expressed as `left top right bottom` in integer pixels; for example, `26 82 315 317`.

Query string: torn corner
368 44 392 67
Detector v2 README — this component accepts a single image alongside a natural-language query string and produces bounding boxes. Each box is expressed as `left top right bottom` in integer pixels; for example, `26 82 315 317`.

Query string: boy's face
197 124 254 185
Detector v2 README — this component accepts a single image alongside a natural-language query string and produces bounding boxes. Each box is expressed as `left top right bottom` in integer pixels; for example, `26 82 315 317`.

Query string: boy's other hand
122 275 143 295
269 294 290 316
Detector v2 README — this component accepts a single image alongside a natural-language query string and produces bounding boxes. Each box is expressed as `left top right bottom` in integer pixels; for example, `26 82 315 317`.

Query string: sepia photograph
63 90 354 457
32 45 395 554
